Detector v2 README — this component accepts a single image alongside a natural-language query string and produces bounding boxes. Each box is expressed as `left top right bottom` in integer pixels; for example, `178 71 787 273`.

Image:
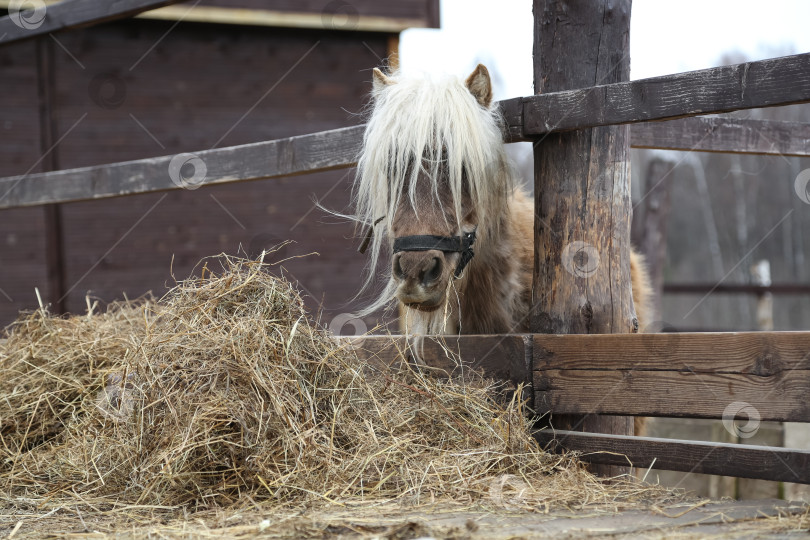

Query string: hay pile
1 255 648 514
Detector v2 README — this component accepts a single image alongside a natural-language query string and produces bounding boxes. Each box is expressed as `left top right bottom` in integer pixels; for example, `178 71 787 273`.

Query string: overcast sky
400 1 810 101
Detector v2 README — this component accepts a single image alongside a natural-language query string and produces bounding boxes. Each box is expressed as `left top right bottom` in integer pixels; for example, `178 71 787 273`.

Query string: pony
352 64 651 337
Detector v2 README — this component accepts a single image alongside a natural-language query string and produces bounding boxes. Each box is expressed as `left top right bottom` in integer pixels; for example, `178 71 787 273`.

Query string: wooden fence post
531 0 635 475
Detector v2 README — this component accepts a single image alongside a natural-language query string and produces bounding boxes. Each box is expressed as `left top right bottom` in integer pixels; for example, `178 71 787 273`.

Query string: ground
1 499 807 539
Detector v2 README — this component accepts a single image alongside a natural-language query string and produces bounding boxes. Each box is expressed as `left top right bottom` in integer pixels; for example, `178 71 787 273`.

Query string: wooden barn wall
0 19 390 331
0 38 50 326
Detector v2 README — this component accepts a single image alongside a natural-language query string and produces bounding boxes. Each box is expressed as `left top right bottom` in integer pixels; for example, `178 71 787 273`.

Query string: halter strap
393 230 476 278
357 216 385 255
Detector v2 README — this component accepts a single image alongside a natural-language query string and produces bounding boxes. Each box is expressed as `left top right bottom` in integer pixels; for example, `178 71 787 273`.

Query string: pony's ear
465 64 493 108
372 68 393 92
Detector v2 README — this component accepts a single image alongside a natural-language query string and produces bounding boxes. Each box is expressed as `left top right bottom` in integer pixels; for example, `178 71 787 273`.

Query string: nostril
422 257 442 286
393 255 405 280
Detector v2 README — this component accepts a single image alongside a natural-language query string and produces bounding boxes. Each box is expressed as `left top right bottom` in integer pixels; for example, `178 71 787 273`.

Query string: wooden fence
1 0 808 485
345 333 810 484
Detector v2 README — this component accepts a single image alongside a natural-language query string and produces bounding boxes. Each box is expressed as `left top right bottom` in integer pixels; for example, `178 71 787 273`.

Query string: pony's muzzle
393 250 445 291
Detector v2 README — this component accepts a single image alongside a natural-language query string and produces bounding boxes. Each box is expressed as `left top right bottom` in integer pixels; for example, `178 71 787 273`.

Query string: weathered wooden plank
498 97 524 142
535 430 810 484
664 283 810 295
533 332 810 421
535 367 810 421
0 125 364 209
534 332 810 372
0 0 186 45
522 52 810 136
506 102 810 158
346 333 810 423
0 0 441 32
134 5 429 33
631 117 810 158
4 114 810 210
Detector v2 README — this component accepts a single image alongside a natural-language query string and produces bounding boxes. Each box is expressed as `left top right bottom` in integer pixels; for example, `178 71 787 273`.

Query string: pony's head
353 64 513 320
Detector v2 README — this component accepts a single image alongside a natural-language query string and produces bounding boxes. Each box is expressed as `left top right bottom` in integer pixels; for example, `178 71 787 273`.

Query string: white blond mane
352 69 514 314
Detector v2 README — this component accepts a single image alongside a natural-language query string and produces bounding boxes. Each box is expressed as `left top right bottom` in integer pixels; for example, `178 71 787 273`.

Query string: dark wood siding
0 19 391 329
0 38 50 324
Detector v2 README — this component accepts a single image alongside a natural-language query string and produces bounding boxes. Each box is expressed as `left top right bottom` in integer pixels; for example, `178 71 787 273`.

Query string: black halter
392 230 476 278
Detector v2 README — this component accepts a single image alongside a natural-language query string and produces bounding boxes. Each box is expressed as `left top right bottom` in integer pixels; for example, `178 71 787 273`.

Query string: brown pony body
354 64 651 337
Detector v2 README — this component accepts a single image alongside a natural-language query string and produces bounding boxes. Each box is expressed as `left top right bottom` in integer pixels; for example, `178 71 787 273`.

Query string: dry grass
0 252 735 537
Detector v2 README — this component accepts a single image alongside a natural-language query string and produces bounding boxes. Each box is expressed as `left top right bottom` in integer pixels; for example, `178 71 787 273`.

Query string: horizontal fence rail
534 430 810 484
3 52 810 210
346 332 810 484
347 332 810 422
531 332 810 421
2 118 809 210
513 52 810 136
631 117 810 158
664 283 810 295
0 0 185 44
0 126 365 209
